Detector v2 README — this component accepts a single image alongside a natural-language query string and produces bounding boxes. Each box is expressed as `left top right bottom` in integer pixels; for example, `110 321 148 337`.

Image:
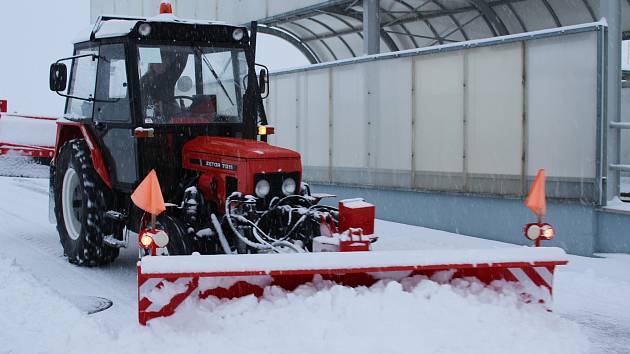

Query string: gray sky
0 1 307 116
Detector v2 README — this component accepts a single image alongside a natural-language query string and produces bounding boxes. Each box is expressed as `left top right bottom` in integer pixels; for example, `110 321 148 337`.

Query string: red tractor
46 6 568 325
48 13 346 266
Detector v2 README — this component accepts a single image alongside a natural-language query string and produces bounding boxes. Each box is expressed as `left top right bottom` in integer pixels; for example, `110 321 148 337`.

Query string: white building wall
267 29 602 200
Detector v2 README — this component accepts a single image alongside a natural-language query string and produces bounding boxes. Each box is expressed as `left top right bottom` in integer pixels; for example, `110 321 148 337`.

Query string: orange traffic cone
131 170 166 216
525 169 546 219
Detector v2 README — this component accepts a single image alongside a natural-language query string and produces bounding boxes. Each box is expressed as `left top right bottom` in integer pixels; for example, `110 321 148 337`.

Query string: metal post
363 0 380 55
601 0 622 203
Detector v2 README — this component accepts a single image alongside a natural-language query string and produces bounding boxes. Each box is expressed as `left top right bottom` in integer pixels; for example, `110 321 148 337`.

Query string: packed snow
605 196 630 213
0 172 628 353
0 154 49 178
0 253 589 354
141 246 567 274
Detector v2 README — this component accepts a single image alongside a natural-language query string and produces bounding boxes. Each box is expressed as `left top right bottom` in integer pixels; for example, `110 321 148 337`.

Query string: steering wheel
173 96 194 110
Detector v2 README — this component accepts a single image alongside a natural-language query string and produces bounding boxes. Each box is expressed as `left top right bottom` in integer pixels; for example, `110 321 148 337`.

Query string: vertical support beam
463 53 469 192
601 0 622 203
328 68 334 184
521 41 529 197
411 57 417 189
363 0 380 55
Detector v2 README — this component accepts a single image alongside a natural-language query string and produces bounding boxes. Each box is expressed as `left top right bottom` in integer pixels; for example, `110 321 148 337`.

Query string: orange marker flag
525 169 546 218
131 170 166 216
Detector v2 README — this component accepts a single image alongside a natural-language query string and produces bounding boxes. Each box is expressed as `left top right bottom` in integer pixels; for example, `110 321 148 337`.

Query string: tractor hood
183 137 301 160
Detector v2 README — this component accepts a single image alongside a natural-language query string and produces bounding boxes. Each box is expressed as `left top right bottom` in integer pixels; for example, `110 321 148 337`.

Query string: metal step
104 234 127 248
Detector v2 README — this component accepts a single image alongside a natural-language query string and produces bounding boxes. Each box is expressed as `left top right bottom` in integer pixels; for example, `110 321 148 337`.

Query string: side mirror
259 68 269 98
259 69 267 94
49 63 68 92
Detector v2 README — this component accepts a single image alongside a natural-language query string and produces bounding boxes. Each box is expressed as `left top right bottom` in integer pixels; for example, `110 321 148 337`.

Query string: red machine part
338 228 371 252
54 122 112 188
339 199 375 235
138 257 567 325
524 222 555 247
0 113 57 158
183 136 302 208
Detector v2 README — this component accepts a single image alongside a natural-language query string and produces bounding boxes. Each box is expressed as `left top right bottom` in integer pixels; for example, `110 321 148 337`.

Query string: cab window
94 44 131 123
65 47 98 119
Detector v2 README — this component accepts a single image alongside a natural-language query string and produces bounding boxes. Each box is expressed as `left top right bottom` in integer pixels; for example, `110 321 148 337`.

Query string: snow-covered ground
0 172 629 354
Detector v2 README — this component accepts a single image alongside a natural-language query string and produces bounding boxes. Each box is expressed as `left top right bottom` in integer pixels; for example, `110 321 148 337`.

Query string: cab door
92 43 139 191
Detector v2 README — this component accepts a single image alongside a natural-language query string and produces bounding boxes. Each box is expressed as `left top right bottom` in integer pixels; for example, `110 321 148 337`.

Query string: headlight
525 224 540 240
540 224 555 239
152 230 169 248
282 178 297 196
255 179 270 198
140 233 154 248
138 23 152 37
232 28 244 41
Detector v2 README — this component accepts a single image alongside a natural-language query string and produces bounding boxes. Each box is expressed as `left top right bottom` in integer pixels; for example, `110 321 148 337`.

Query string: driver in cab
140 50 188 123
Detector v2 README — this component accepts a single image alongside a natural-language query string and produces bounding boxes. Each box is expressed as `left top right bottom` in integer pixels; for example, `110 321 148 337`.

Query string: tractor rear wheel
53 139 119 266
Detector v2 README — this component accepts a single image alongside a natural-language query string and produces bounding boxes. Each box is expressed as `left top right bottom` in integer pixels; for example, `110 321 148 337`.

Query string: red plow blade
0 113 57 158
138 247 567 325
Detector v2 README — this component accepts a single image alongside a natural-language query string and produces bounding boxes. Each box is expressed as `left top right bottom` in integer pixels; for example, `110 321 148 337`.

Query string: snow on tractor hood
183 137 301 160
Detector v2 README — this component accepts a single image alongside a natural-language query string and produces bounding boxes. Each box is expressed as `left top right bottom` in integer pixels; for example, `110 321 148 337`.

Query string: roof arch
255 0 630 63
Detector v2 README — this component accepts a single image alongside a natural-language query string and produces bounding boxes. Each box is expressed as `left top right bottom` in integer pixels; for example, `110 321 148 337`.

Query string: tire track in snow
0 176 139 322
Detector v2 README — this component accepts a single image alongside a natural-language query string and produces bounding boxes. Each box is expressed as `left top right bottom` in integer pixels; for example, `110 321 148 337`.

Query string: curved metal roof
255 0 630 64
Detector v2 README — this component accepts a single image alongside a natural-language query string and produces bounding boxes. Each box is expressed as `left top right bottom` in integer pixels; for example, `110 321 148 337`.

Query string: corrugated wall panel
268 27 601 201
331 64 368 184
526 31 598 199
413 51 465 191
465 43 523 195
367 58 413 187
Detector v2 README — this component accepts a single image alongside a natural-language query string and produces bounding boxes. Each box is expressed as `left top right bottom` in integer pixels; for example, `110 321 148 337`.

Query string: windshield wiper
194 45 235 106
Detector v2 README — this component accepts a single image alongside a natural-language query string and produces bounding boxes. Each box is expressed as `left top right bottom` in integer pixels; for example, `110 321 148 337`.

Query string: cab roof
74 14 237 44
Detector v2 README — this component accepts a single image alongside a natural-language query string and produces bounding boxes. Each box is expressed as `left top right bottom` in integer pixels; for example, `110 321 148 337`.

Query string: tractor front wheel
53 139 119 266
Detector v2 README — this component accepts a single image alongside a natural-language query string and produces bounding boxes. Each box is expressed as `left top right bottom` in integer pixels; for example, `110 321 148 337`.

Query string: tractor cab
47 6 314 267
49 13 269 193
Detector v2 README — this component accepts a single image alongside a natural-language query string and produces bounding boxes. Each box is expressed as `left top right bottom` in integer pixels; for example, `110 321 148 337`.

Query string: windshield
138 45 247 125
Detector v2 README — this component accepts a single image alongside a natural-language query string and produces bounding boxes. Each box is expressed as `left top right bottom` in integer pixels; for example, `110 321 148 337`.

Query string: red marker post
132 170 169 255
523 169 555 246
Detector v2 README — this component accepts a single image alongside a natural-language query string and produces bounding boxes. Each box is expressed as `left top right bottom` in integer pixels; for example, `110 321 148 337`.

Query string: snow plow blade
138 247 567 325
0 113 56 158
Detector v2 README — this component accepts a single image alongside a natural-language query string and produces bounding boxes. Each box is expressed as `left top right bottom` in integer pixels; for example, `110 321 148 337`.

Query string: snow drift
0 255 589 354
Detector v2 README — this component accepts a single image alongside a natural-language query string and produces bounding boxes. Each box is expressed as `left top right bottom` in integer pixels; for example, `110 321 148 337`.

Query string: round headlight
152 230 169 248
525 224 541 240
140 233 154 248
282 178 297 196
138 23 152 37
232 28 244 41
540 224 555 240
255 179 270 198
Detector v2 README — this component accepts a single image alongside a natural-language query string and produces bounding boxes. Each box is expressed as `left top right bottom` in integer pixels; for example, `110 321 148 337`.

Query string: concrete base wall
597 210 630 253
310 183 630 256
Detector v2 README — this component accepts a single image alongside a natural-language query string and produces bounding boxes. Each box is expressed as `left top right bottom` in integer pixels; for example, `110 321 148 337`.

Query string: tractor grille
254 172 300 202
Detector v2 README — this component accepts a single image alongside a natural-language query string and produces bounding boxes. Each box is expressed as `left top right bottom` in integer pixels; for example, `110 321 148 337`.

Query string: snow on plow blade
0 114 57 158
138 247 567 325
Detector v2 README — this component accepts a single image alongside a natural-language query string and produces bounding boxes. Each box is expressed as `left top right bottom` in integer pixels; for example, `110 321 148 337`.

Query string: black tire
156 215 193 255
53 139 119 266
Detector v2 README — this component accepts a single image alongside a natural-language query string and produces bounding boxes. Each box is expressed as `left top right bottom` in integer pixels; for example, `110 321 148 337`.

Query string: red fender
55 121 112 189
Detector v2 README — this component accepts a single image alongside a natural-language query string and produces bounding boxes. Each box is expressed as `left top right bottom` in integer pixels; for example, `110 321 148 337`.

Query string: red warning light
159 1 173 14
